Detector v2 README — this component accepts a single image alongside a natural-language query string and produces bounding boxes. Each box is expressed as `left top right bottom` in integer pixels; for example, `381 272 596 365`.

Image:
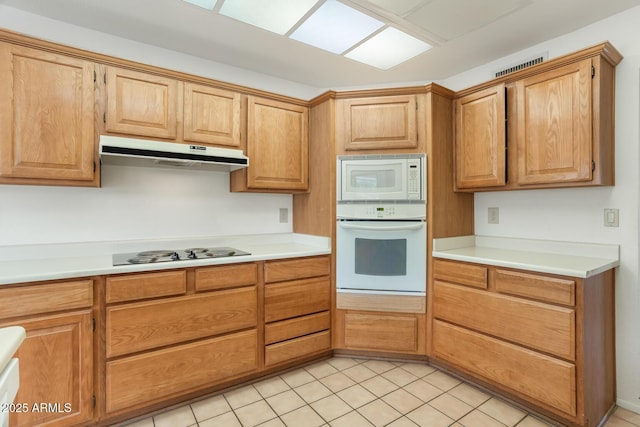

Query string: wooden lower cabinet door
433 320 576 416
1 311 93 427
339 311 424 354
105 329 258 413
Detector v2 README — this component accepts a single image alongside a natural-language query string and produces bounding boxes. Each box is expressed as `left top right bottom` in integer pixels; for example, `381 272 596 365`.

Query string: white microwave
337 154 426 202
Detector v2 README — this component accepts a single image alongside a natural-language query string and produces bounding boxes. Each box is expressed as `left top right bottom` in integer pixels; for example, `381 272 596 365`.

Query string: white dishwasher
0 326 26 427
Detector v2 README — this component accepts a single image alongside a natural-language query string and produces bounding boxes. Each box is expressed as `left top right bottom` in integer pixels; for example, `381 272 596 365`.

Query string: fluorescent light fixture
345 27 432 69
219 0 319 35
182 0 216 9
290 0 384 54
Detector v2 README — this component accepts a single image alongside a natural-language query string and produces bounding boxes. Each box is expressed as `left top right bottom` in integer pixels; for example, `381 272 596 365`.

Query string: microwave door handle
338 222 424 231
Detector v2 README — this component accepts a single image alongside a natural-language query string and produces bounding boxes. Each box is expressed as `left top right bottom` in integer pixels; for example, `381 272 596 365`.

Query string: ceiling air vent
493 52 548 78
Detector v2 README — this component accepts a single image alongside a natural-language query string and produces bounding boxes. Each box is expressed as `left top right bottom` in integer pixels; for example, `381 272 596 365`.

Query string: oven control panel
336 203 426 220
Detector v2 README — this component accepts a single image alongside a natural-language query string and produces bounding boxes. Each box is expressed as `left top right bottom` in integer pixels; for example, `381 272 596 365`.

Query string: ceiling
1 0 639 90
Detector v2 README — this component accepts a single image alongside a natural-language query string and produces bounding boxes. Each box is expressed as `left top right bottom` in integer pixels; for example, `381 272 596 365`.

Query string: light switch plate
604 208 619 227
279 208 289 223
488 207 499 224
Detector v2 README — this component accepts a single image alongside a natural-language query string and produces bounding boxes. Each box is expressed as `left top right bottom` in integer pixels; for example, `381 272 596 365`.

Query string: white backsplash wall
0 165 292 245
442 6 640 413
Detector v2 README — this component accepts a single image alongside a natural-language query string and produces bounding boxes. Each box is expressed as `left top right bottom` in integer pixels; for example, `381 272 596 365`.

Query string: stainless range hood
99 135 249 172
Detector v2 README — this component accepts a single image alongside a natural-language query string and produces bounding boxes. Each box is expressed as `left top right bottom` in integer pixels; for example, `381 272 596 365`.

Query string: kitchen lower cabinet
0 280 94 427
431 259 615 427
103 266 259 416
106 330 257 413
263 256 331 367
0 42 96 186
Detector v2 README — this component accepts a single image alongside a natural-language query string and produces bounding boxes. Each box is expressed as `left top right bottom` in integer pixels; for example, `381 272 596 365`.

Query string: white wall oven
336 154 426 295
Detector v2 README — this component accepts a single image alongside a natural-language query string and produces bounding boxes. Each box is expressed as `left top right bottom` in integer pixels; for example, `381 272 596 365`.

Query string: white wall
442 6 640 412
0 165 293 245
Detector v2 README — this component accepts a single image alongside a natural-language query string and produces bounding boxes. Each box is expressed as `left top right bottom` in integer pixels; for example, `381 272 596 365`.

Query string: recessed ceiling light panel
219 0 319 35
183 0 217 10
345 27 432 69
290 0 384 54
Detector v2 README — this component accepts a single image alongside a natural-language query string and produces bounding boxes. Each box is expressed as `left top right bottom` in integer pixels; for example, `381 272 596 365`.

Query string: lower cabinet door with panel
431 259 615 427
0 279 94 427
263 256 331 367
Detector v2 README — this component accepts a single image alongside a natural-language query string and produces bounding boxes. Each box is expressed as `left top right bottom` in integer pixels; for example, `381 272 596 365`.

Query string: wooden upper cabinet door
106 67 178 139
246 96 308 190
515 59 592 185
183 83 242 147
0 43 95 182
455 84 506 189
340 95 418 151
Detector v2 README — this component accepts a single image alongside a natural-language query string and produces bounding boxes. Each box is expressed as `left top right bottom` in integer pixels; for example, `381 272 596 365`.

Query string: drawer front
264 278 330 323
344 312 419 353
264 256 330 283
494 269 576 306
433 260 487 289
0 279 93 319
106 270 186 303
265 311 330 345
195 263 258 292
265 330 330 367
107 286 256 357
434 281 575 360
106 329 258 413
433 320 576 416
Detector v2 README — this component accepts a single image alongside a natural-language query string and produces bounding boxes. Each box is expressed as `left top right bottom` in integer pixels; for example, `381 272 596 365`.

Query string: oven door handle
338 222 425 231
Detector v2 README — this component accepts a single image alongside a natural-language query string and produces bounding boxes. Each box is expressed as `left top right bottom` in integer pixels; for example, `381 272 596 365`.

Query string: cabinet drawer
265 311 330 345
343 312 419 353
265 330 330 367
0 279 93 319
106 329 257 413
264 256 330 283
107 286 256 357
106 270 186 303
433 320 576 416
433 260 487 289
195 263 258 292
434 281 575 360
264 278 330 323
494 269 576 306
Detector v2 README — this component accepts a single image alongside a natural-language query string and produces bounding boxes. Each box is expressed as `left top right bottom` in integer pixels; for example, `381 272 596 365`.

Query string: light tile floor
117 357 640 427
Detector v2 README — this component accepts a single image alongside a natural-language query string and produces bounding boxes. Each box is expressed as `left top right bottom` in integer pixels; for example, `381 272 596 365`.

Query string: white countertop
0 326 25 373
432 235 619 278
0 233 331 286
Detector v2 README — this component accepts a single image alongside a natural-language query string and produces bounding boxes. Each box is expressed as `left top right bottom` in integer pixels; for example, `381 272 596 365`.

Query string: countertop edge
432 235 620 278
0 326 26 373
0 233 331 286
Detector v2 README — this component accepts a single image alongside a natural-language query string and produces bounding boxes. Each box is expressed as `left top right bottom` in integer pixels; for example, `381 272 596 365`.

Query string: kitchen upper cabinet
515 59 592 185
183 82 242 147
231 96 309 192
337 95 418 151
0 279 94 427
105 67 179 139
454 84 506 189
453 42 621 192
0 42 96 186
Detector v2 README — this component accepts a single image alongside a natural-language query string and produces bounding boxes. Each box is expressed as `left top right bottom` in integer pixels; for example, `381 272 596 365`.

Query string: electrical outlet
279 208 289 223
604 208 619 227
488 207 499 224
